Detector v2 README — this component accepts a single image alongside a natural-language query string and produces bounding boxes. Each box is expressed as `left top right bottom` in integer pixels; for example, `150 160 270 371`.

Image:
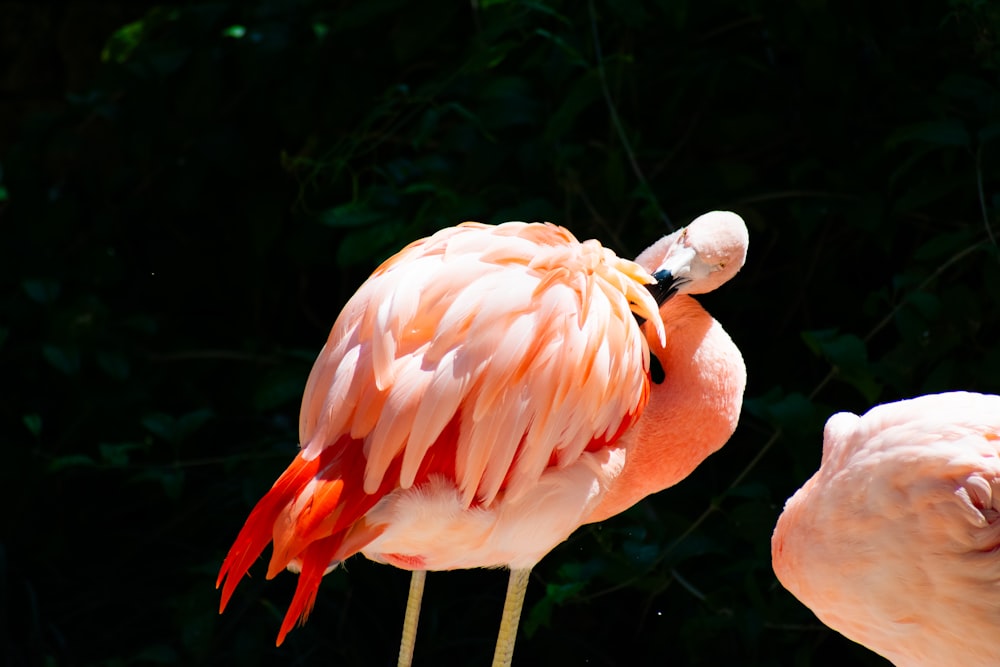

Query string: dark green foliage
2 1 998 665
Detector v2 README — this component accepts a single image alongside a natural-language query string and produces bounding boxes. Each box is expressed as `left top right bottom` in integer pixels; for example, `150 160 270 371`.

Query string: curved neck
586 295 746 523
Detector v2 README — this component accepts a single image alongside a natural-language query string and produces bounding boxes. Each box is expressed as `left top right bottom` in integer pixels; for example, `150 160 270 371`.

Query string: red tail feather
276 534 342 645
217 437 373 604
216 435 403 642
217 451 325 611
218 412 520 643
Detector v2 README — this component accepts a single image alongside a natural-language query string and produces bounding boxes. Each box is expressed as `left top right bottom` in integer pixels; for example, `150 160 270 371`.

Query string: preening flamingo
217 211 749 666
772 391 1000 667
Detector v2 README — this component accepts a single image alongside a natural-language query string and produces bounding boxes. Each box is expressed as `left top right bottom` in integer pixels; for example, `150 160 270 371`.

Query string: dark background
2 1 999 665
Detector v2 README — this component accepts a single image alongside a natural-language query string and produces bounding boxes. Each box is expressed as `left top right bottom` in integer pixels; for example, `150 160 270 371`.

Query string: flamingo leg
491 567 532 667
397 570 426 667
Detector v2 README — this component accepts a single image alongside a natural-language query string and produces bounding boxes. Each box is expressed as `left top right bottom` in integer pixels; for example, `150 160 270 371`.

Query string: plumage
772 391 1000 667
218 213 748 663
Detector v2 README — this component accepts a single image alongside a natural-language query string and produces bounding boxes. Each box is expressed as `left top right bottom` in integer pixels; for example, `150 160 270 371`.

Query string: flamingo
217 211 749 666
772 391 1000 667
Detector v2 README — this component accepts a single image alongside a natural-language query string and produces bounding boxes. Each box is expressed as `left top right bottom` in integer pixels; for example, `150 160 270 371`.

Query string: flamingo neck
586 295 746 523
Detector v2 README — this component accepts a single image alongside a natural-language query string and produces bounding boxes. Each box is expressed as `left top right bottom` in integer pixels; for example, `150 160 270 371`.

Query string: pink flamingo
217 211 749 666
773 391 1000 667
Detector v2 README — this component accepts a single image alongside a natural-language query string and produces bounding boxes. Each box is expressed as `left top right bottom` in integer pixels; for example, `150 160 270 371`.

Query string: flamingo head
638 210 749 303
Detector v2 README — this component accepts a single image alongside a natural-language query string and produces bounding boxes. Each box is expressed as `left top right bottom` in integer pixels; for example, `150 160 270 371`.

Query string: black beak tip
632 269 679 328
645 269 679 307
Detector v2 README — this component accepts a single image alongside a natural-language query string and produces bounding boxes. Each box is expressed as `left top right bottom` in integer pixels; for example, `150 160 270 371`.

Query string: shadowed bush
2 1 998 665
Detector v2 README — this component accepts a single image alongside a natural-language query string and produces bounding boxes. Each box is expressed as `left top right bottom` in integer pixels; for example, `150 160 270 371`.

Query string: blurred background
2 1 999 665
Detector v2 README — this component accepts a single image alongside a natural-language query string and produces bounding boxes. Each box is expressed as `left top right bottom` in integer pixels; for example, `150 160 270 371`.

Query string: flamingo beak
632 269 684 328
645 268 688 307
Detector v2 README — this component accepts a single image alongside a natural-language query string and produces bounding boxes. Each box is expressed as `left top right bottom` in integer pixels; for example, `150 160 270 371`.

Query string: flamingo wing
217 221 665 643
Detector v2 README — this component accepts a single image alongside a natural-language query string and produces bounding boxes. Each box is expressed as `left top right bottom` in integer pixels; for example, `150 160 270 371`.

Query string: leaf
654 0 689 29
744 389 817 436
479 76 540 129
903 291 942 321
604 150 626 204
141 413 176 442
801 330 882 402
23 413 42 437
892 174 968 213
401 182 443 196
147 48 193 76
139 410 211 444
534 29 586 67
726 482 771 500
937 72 999 103
545 72 600 141
254 369 308 410
336 220 406 268
133 467 185 500
801 329 864 367
979 122 1000 144
22 279 60 304
892 302 929 341
131 644 179 664
221 25 246 39
176 409 213 440
312 22 330 41
886 119 971 148
523 2 573 25
102 18 146 64
913 229 978 260
608 0 652 27
523 581 585 637
768 392 817 432
48 455 98 472
42 345 80 375
97 350 131 380
319 202 387 229
622 539 660 566
555 557 606 583
123 314 159 334
488 197 560 224
99 442 148 467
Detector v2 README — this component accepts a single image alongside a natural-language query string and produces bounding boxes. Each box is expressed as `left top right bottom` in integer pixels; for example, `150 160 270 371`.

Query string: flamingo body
772 391 1000 667
218 213 748 653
